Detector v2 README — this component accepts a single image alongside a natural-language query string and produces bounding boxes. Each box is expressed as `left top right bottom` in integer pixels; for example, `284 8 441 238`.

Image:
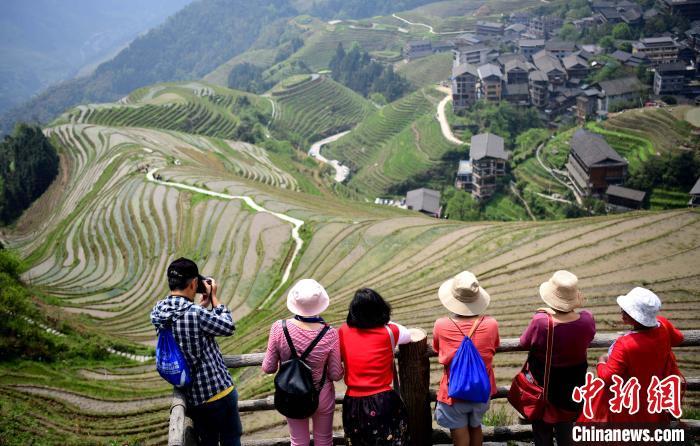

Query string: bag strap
385 325 401 395
543 314 554 400
281 320 299 359
300 324 330 361
449 316 484 339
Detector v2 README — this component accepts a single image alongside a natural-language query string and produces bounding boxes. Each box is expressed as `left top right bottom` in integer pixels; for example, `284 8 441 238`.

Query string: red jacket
596 316 684 423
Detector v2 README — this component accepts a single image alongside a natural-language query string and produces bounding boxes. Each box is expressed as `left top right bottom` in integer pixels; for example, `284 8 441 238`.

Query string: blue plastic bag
156 327 192 387
448 336 490 403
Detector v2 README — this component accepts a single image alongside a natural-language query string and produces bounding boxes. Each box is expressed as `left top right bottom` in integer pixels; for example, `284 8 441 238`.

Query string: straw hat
286 279 329 317
438 271 491 316
539 270 583 312
617 287 660 328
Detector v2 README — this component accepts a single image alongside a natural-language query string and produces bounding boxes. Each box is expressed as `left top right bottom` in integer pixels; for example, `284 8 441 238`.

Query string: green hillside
270 75 375 146
395 52 453 88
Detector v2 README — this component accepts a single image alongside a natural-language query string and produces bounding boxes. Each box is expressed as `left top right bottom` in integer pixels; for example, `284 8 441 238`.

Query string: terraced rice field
61 83 272 141
395 52 453 88
3 85 700 443
271 76 374 145
325 87 453 196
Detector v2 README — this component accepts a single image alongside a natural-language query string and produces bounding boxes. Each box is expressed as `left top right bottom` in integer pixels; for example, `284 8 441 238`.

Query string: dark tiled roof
470 133 508 161
545 40 577 52
606 185 646 202
571 129 626 167
529 70 549 82
477 63 503 80
563 54 588 70
533 53 565 74
597 76 645 96
406 188 441 215
452 63 479 78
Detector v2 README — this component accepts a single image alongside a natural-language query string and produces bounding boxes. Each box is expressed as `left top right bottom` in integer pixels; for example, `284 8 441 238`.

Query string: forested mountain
0 0 296 135
0 0 192 115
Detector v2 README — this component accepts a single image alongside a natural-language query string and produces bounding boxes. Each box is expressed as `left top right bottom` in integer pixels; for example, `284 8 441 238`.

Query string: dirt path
535 143 581 204
146 168 304 308
12 385 170 414
436 87 465 146
308 131 351 182
391 14 471 36
509 182 536 221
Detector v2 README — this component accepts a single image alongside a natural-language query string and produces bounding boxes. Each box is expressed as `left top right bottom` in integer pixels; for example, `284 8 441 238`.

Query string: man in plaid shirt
151 257 242 446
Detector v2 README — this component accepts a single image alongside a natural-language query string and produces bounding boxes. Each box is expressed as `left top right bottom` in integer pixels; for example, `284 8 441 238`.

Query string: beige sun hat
286 279 329 317
438 271 491 316
539 270 583 312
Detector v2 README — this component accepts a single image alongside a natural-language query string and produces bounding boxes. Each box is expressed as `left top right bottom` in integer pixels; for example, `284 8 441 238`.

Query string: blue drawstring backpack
447 317 490 403
156 326 192 387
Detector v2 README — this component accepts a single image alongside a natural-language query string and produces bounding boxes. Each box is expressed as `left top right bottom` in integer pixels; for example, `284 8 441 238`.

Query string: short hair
167 257 199 291
169 276 195 291
346 288 391 329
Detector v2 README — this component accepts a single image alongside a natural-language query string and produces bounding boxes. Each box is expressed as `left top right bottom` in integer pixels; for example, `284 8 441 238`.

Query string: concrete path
146 169 304 309
308 131 351 182
392 14 471 35
436 87 465 146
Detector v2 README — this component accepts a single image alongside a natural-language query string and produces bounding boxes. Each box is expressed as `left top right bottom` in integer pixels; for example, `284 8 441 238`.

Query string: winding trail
534 143 582 205
509 182 537 221
392 13 472 36
308 131 351 182
436 87 465 146
146 169 304 309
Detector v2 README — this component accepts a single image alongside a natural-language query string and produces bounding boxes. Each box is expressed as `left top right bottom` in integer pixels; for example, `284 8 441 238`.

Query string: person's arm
596 337 627 384
198 278 235 336
432 320 440 353
327 329 344 381
389 321 412 345
519 314 538 348
261 322 280 374
492 317 501 350
658 316 684 347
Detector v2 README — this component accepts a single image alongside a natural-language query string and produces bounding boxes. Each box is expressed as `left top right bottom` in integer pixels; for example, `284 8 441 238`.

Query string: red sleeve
492 317 501 349
597 336 627 384
338 324 347 360
519 313 541 348
658 316 683 347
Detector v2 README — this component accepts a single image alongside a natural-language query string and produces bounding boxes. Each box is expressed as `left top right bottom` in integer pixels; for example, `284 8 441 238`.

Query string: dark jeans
532 420 573 446
188 389 242 446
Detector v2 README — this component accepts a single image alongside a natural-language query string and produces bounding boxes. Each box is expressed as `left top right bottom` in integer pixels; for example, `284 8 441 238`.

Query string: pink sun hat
286 279 330 317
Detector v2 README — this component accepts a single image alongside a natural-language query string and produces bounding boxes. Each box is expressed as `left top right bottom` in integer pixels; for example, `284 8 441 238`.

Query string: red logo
572 372 605 420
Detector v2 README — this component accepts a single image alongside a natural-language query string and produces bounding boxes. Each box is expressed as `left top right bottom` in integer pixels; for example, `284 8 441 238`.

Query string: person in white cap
518 270 595 446
433 271 500 446
596 287 684 423
261 279 343 446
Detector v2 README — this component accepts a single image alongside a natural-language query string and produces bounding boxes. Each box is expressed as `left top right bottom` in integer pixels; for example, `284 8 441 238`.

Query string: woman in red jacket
596 287 684 423
339 288 412 446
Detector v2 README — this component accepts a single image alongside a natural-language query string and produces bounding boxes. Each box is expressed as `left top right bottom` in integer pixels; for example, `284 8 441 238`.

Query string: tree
599 36 616 52
617 41 633 53
444 188 481 221
612 23 633 40
559 23 580 42
0 124 59 224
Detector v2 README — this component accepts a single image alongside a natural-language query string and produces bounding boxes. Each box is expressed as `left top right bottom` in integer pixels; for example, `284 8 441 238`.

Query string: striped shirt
262 320 344 389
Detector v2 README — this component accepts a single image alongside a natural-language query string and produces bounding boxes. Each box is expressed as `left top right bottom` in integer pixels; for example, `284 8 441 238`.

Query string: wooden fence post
397 328 432 446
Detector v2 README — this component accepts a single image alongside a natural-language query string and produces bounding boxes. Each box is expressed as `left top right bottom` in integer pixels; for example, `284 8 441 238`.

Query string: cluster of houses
405 2 700 125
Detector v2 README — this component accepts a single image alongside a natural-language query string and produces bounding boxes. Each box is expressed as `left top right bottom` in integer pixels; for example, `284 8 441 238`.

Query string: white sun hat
286 279 330 317
539 270 583 312
438 271 491 316
616 287 661 328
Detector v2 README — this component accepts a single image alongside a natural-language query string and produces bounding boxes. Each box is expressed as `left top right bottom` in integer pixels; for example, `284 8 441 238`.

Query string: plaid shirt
151 295 235 407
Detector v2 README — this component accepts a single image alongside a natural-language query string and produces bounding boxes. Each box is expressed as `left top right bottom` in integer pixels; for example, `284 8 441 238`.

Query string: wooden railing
168 330 700 445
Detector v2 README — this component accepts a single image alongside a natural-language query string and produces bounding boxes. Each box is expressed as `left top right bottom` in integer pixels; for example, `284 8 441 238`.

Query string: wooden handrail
169 330 700 446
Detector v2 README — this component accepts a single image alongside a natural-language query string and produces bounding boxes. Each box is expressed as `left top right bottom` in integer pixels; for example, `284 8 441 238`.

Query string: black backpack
274 320 330 419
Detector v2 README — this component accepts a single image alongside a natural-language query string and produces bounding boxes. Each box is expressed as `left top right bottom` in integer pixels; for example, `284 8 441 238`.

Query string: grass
395 52 453 88
481 192 530 221
586 122 655 171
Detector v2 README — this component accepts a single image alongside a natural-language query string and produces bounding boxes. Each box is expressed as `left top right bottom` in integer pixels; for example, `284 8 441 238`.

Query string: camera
196 275 213 294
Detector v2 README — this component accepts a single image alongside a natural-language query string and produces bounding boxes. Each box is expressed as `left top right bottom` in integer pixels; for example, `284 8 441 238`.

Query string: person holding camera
151 257 242 446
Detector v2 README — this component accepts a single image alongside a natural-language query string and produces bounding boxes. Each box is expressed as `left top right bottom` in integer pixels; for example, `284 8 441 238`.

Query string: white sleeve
389 322 412 345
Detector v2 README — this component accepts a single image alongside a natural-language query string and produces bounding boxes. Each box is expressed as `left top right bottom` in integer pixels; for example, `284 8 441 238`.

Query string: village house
477 64 504 101
576 88 602 123
653 62 691 95
451 63 478 111
455 160 473 191
504 83 530 105
405 40 433 60
533 51 567 86
566 129 628 198
529 15 563 39
518 39 545 60
610 50 648 68
405 188 441 217
658 0 700 21
544 41 578 59
632 37 680 67
606 185 646 211
529 70 549 108
503 58 531 84
504 23 528 41
690 178 700 207
595 76 646 111
469 133 509 201
563 54 590 80
476 21 504 38
454 44 495 65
